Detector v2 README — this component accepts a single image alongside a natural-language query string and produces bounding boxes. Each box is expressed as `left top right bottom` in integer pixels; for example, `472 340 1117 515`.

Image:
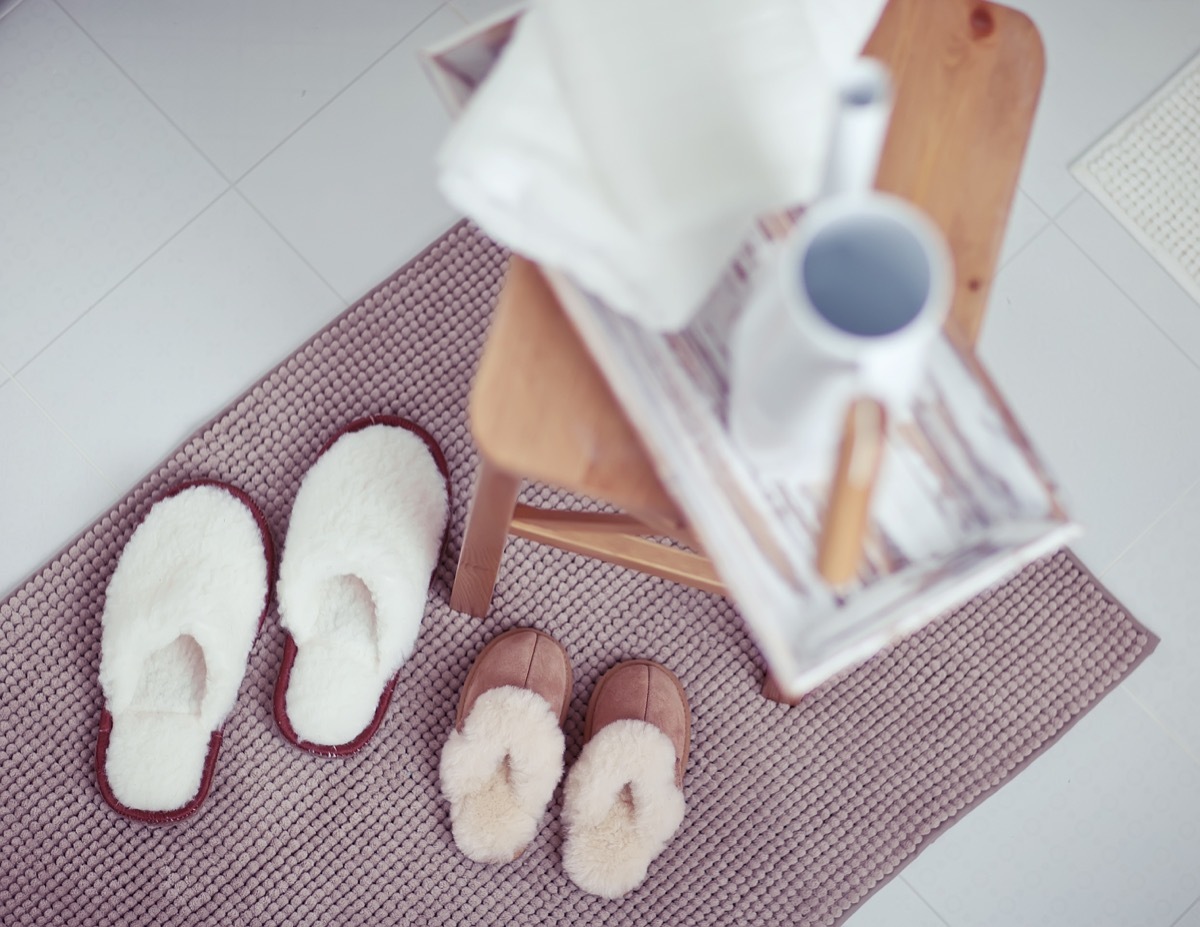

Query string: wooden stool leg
762 673 803 707
450 460 522 618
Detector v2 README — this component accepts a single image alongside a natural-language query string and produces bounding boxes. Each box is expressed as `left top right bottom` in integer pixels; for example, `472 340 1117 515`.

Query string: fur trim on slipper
561 719 686 898
440 686 566 863
275 419 449 751
97 481 272 821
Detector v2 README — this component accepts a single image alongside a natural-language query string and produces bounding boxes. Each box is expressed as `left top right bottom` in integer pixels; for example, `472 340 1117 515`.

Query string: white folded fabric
440 686 566 864
561 719 686 898
437 0 886 331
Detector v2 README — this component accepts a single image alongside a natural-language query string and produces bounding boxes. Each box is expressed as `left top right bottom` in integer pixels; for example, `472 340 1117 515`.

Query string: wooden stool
449 0 1044 698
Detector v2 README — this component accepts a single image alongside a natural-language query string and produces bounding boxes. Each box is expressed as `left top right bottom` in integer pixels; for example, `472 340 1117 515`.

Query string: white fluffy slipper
95 480 274 823
274 416 450 755
562 660 691 898
439 628 572 863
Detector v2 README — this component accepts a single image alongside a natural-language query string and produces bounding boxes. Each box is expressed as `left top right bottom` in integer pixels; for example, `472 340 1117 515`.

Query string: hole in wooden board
970 6 995 37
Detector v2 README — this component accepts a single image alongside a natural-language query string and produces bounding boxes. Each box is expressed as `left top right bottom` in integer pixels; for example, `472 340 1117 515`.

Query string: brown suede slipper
455 627 572 731
563 659 692 897
440 628 573 864
582 659 691 788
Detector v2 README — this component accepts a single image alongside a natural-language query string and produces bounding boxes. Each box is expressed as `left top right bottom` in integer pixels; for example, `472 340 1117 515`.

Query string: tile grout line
229 3 449 186
0 0 29 24
230 188 350 307
16 0 453 482
1048 188 1086 223
1118 684 1200 772
50 0 447 189
1170 893 1200 927
11 0 234 378
898 876 955 927
1052 204 1200 378
996 209 1055 274
8 187 230 378
5 374 123 495
1098 473 1200 580
49 0 236 186
1098 472 1200 773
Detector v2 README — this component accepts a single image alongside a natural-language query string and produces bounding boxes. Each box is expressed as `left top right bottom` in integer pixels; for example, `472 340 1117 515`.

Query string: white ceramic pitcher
728 58 953 480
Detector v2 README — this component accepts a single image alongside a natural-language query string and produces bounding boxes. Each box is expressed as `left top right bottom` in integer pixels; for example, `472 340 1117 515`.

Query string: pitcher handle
817 396 888 586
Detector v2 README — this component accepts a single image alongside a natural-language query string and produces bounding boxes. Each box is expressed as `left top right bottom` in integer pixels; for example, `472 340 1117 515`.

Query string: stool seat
469 256 681 524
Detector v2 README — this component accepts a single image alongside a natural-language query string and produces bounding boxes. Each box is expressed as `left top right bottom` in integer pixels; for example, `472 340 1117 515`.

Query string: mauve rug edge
830 547 1159 926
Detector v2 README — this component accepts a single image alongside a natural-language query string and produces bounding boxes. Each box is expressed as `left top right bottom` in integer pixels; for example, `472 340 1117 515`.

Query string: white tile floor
1 0 1198 923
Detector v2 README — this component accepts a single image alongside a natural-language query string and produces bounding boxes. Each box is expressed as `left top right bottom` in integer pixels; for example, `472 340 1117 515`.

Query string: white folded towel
437 0 886 331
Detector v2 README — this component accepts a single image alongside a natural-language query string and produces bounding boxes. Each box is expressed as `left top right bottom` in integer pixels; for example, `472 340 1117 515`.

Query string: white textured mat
1072 51 1200 304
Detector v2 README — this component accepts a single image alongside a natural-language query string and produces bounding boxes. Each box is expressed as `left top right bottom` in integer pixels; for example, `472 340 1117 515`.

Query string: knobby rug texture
1072 50 1200 304
0 223 1156 926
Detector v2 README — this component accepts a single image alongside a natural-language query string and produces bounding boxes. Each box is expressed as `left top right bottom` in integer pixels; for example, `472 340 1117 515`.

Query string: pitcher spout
819 58 894 199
